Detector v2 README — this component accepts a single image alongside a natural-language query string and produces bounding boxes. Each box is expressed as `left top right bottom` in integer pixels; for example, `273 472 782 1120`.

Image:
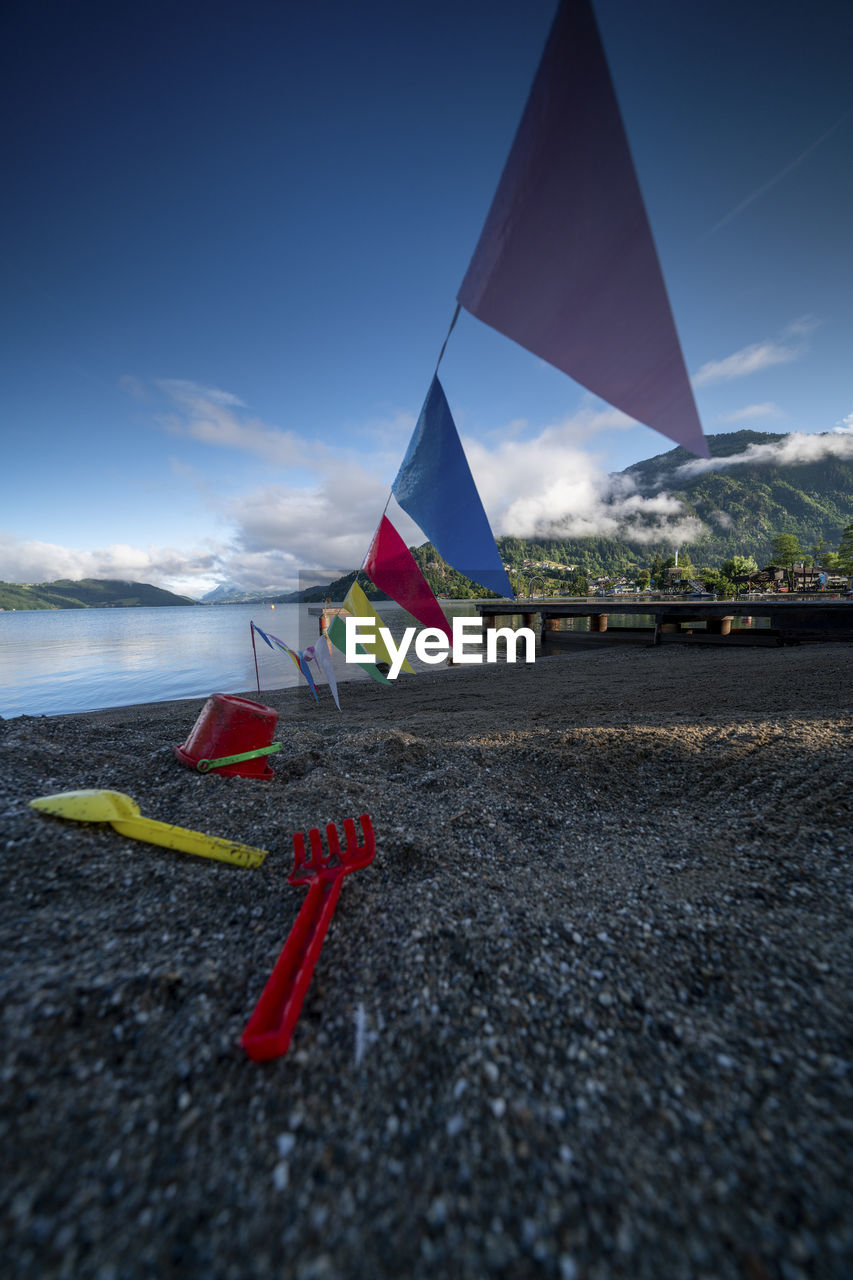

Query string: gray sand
2 643 852 1279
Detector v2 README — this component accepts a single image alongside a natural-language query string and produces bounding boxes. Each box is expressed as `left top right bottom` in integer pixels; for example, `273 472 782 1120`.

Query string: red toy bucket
175 694 279 779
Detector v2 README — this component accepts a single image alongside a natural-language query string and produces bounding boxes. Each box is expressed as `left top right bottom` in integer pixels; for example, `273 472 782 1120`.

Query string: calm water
0 601 483 719
1 600 765 719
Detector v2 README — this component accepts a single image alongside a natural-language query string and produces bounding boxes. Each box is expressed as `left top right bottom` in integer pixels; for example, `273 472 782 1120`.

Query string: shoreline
2 643 852 1278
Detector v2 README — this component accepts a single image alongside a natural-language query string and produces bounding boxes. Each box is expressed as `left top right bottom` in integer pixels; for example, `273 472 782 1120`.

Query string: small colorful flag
305 635 341 711
251 622 321 704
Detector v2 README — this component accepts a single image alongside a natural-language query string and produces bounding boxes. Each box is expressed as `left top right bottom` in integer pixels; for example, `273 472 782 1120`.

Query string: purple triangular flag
458 0 709 459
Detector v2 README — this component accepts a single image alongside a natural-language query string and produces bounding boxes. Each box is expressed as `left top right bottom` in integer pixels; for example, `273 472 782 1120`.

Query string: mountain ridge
0 579 198 611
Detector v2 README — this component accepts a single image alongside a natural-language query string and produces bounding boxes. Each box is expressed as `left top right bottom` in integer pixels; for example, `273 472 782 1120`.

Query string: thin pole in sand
250 621 261 694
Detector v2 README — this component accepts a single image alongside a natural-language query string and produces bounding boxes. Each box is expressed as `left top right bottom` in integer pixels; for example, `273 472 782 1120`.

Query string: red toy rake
241 814 375 1062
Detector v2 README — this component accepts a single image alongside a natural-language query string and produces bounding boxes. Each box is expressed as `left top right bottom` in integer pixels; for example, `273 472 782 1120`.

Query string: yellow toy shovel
29 789 267 868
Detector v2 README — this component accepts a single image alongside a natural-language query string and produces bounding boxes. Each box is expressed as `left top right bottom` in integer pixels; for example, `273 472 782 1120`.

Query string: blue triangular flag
392 376 514 598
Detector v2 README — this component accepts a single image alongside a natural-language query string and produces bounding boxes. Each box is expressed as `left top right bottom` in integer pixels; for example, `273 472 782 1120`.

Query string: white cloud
0 534 223 596
783 315 821 339
117 374 146 400
151 379 685 561
35 379 422 593
692 318 819 390
715 402 784 423
156 379 307 467
3 392 700 593
462 412 703 547
692 341 801 388
159 379 246 408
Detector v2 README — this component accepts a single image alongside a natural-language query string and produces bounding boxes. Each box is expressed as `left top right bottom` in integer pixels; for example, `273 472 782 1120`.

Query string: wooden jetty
474 597 853 647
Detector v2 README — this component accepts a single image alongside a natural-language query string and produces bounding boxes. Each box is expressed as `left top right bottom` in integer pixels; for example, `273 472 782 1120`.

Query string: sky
2 0 852 597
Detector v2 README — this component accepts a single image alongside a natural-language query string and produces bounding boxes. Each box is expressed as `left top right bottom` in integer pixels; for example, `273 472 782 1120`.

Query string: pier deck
475 597 853 646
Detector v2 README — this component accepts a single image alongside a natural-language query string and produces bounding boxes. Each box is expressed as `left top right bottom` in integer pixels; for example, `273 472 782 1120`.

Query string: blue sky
3 0 851 596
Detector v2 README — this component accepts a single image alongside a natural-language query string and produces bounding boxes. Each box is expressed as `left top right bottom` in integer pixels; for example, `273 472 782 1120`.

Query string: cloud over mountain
674 428 853 479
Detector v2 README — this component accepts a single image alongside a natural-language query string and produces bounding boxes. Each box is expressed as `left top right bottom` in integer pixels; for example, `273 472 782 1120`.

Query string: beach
2 641 852 1279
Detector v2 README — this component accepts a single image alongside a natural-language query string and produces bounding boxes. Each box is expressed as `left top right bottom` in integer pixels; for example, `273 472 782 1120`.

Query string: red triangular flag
363 516 452 643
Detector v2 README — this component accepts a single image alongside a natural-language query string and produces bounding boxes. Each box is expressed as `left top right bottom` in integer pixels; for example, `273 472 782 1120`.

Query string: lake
0 601 486 719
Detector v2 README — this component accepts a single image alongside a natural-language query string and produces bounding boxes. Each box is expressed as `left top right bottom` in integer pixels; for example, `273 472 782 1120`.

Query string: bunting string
433 302 461 375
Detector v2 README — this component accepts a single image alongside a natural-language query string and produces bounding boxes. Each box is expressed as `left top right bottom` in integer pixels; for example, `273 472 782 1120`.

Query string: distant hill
0 579 198 611
200 583 250 603
200 574 395 606
199 583 304 604
295 572 390 603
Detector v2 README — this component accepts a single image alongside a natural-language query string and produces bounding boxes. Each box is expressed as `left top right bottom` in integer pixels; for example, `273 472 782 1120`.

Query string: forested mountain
0 579 198 610
498 430 853 578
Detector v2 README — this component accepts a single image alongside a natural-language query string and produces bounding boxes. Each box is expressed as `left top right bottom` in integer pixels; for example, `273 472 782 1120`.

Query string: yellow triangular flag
327 580 415 677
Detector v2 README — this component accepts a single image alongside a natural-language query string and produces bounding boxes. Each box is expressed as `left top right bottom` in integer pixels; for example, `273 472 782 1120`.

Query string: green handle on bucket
196 743 282 773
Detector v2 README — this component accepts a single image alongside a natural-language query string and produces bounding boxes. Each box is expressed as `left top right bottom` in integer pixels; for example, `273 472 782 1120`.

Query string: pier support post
707 616 734 636
654 618 680 644
590 613 608 633
542 614 561 642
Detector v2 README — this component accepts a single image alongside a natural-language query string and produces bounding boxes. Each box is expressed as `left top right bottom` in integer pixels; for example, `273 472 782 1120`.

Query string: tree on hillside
771 533 805 591
700 568 735 599
837 522 853 575
721 554 758 580
649 554 666 588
